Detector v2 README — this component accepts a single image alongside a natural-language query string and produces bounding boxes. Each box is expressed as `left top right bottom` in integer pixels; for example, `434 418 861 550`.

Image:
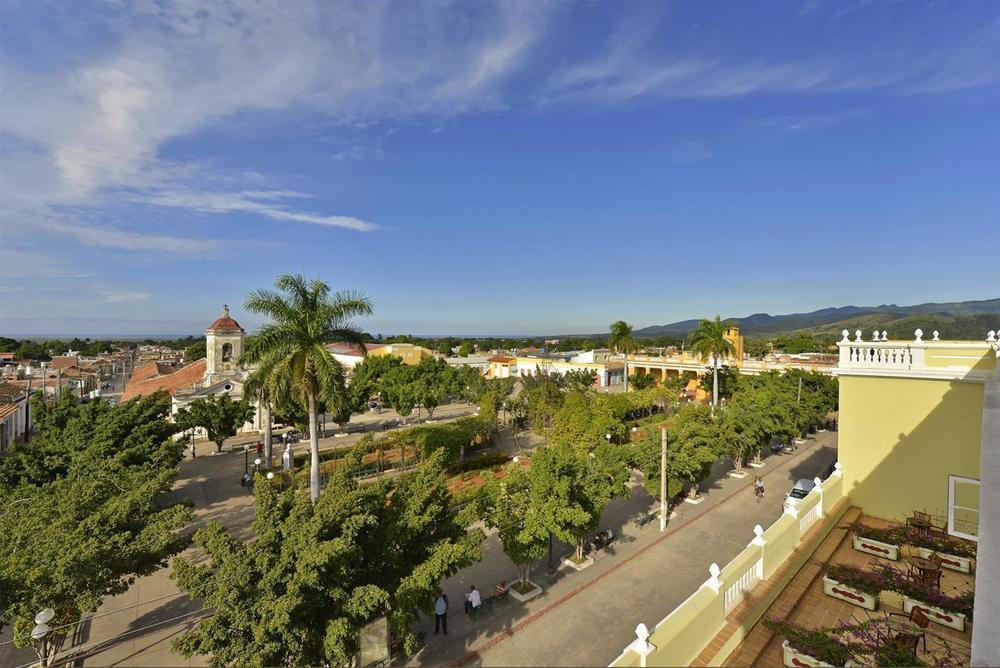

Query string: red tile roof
207 316 243 331
121 359 207 402
49 356 79 370
129 362 175 384
488 355 516 363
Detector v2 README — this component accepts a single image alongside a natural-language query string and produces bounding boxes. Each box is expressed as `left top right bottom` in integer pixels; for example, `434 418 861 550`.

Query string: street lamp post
254 457 262 474
243 444 250 475
32 608 55 667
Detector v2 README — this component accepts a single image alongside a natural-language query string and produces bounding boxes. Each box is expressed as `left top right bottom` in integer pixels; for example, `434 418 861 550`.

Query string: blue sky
1 0 997 337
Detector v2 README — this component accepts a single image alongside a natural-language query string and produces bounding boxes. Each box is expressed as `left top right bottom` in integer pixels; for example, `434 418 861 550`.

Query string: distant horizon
3 294 996 341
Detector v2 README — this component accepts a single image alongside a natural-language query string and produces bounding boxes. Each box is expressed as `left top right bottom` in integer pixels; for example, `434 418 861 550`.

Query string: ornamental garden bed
821 575 878 611
850 535 899 561
903 596 967 632
847 521 901 561
914 547 974 574
763 621 856 668
562 554 594 571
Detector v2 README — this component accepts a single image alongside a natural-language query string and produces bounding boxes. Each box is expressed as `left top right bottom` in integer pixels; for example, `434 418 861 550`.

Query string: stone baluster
706 563 722 593
932 331 940 341
914 329 923 342
627 623 656 667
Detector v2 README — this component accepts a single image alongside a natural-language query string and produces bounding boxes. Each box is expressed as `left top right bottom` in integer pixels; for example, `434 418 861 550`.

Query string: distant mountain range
634 298 1000 339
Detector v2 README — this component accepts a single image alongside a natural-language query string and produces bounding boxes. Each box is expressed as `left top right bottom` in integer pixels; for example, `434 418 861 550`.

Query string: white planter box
729 470 749 478
822 575 877 610
903 596 967 631
508 581 542 602
684 495 705 505
851 535 900 561
562 555 594 571
915 547 974 573
781 640 853 667
748 461 766 468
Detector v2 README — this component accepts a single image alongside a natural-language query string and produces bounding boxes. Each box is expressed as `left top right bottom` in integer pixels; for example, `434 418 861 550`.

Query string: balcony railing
837 329 997 376
611 467 844 668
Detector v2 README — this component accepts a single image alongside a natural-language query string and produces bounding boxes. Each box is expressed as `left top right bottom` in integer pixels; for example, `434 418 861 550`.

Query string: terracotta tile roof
0 404 17 420
0 382 26 401
49 356 79 370
205 305 243 332
121 359 207 402
129 362 175 384
488 355 516 363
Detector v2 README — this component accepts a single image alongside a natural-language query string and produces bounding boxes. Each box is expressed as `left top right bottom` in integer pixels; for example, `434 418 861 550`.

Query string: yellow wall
838 375 983 522
370 344 434 366
724 327 744 366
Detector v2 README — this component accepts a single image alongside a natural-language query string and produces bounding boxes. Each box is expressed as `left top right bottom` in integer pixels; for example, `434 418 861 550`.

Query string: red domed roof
206 305 243 332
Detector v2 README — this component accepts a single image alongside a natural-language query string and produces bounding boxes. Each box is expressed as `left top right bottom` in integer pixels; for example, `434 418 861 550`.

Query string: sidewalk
408 432 839 667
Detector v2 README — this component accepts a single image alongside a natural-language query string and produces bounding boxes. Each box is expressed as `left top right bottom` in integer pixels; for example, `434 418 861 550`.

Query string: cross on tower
222 304 230 317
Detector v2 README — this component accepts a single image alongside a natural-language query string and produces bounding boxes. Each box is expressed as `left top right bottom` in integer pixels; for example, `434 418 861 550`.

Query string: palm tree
242 274 372 503
688 315 736 407
608 320 639 392
241 369 287 470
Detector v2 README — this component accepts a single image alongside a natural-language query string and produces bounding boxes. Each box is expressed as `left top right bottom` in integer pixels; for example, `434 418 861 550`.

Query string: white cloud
43 221 217 253
761 109 871 132
542 17 999 104
0 0 553 246
96 286 152 303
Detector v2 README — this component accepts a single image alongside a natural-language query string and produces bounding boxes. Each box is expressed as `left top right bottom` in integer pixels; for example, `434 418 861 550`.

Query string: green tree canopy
173 452 480 665
477 464 548 590
175 393 255 453
0 393 192 665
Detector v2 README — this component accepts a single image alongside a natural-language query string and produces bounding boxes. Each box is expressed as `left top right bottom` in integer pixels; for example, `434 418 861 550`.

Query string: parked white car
784 478 816 509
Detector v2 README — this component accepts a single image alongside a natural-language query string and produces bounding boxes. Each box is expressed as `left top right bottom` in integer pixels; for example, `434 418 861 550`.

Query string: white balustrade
799 501 822 534
723 557 763 613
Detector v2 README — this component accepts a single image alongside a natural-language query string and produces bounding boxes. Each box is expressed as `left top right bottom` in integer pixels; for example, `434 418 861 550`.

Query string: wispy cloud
41 221 218 253
0 0 553 246
761 108 871 132
542 15 999 104
95 285 152 303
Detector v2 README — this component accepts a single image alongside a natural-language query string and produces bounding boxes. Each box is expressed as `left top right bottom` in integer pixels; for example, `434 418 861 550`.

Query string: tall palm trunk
623 354 629 393
263 400 273 468
713 366 719 407
308 391 320 503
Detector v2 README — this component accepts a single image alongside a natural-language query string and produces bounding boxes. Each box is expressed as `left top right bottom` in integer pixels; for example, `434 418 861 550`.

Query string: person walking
433 590 448 636
256 440 263 458
465 585 482 618
753 476 765 502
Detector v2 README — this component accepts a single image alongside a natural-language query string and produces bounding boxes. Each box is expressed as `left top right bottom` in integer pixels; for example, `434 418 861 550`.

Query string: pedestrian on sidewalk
465 585 481 617
754 476 765 502
434 590 448 635
256 440 263 458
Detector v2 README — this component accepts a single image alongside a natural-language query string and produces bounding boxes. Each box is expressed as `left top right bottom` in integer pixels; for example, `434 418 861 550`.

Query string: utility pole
660 425 668 532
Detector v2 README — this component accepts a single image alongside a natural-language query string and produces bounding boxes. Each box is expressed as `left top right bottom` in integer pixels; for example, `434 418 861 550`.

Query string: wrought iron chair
888 608 929 653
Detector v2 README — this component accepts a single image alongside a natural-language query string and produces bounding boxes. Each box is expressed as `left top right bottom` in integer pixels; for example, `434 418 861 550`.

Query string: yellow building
836 328 995 539
367 342 435 365
724 326 744 365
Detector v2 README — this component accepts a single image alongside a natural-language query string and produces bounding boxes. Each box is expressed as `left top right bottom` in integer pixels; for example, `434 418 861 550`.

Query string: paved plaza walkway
408 432 838 667
51 406 834 668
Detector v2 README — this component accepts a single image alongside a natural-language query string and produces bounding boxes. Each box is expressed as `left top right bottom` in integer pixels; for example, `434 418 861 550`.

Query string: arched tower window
222 343 233 363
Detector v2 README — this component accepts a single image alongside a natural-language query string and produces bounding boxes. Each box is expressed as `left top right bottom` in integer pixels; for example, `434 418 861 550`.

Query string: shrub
869 563 975 618
848 521 903 545
824 563 892 596
762 620 854 667
900 528 977 559
448 452 510 475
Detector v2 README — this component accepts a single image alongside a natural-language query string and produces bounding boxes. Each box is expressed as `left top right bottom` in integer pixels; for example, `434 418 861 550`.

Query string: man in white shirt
465 585 482 616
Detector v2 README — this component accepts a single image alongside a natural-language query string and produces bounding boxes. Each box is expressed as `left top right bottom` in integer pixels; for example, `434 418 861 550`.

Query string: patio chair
889 608 929 653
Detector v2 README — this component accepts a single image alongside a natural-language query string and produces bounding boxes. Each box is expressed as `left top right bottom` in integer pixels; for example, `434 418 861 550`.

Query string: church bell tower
205 304 245 384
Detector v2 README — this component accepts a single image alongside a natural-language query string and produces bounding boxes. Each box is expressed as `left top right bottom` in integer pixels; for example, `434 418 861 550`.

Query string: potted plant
822 564 883 610
762 620 856 667
848 521 902 561
901 528 977 573
869 566 973 631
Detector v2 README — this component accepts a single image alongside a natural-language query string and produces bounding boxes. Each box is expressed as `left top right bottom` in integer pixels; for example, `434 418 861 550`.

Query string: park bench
634 512 658 528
